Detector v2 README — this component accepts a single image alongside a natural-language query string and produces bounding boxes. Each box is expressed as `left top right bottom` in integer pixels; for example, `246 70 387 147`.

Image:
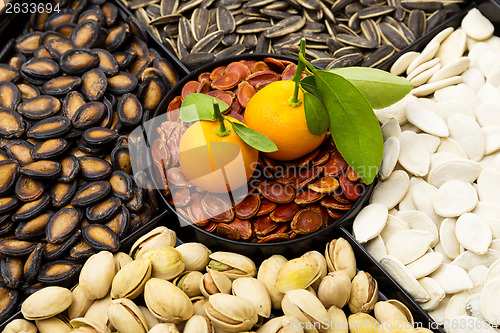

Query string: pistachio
256 316 303 333
349 271 379 314
374 300 414 325
200 270 232 297
184 315 214 333
207 252 256 279
107 298 148 333
281 289 328 333
276 257 321 293
324 306 348 333
3 319 37 333
149 323 181 333
232 277 272 318
84 294 111 327
139 305 161 330
79 251 115 300
176 242 212 272
192 297 210 317
173 271 203 297
348 313 381 333
317 271 352 309
144 278 193 324
67 285 93 319
257 255 287 309
69 317 110 333
36 315 72 333
141 246 184 280
129 226 176 259
301 251 327 290
110 258 151 299
325 238 357 280
21 286 73 320
113 252 133 272
70 328 98 333
206 294 258 333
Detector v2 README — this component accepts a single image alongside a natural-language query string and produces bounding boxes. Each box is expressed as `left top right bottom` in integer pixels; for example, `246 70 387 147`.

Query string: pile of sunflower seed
125 0 465 70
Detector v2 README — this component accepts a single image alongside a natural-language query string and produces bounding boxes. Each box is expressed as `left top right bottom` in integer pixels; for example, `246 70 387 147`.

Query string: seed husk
86 196 121 223
2 141 30 164
31 138 69 160
111 145 132 174
216 6 235 33
27 116 72 139
327 53 364 69
37 260 81 285
93 48 119 76
0 109 25 138
79 156 113 181
60 48 99 74
107 72 138 94
236 22 272 34
50 181 78 207
0 160 19 196
23 244 43 284
11 192 50 222
105 23 131 51
125 186 145 212
15 175 44 202
72 101 106 129
358 5 396 19
0 285 19 322
45 37 76 61
0 197 19 214
43 230 81 261
82 224 120 252
15 31 43 54
15 211 53 241
0 238 38 256
17 83 40 100
215 44 246 59
46 208 82 243
0 257 24 288
21 58 60 79
0 83 20 110
17 95 61 120
72 180 111 207
71 20 100 48
19 160 61 179
57 155 80 183
109 170 133 201
41 76 82 95
82 127 119 146
105 206 130 238
0 64 19 83
80 68 107 102
139 76 166 113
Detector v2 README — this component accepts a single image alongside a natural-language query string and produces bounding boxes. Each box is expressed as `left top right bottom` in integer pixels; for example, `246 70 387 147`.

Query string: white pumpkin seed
398 131 431 177
462 67 485 92
380 214 410 243
418 133 440 154
444 293 470 330
455 213 492 255
379 137 400 181
440 218 461 260
410 63 442 87
477 168 500 203
370 170 409 209
428 57 471 83
386 230 434 265
411 76 462 97
434 101 475 122
469 42 494 68
468 265 488 292
451 249 500 270
427 26 454 46
484 259 500 285
407 252 444 279
374 94 417 125
478 52 500 78
418 277 445 311
407 42 440 74
436 138 468 159
380 255 431 302
437 29 467 66
481 126 500 155
352 203 388 243
435 84 480 111
363 235 387 262
475 102 500 127
406 58 440 81
477 83 500 105
428 295 451 325
486 63 500 87
412 182 441 224
428 158 482 188
390 51 419 76
433 180 478 217
447 114 485 161
430 263 473 294
381 117 401 141
397 210 439 247
406 100 449 138
480 278 500 327
491 240 500 252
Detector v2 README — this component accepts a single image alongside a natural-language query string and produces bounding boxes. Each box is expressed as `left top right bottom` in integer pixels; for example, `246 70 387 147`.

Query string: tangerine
244 80 326 161
178 117 259 194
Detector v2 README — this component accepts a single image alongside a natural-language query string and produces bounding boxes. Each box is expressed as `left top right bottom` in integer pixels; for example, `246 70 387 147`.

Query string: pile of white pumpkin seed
353 8 500 333
3 226 435 333
124 0 465 70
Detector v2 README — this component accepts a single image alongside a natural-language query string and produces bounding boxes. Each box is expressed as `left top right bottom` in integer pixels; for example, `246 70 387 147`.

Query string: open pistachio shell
325 237 357 280
200 270 232 298
276 257 321 293
281 289 328 333
144 278 193 324
301 251 327 290
21 286 73 320
257 255 287 310
207 252 256 279
317 271 352 309
138 305 161 331
348 313 380 333
69 317 110 333
174 271 203 298
108 298 148 333
183 315 214 333
2 319 37 333
348 271 378 314
67 284 93 319
113 252 133 272
35 315 72 333
206 294 258 333
232 277 272 318
79 251 115 300
110 258 151 299
175 242 212 272
141 246 184 280
256 316 303 333
129 226 176 259
374 300 414 325
84 294 111 329
149 323 180 333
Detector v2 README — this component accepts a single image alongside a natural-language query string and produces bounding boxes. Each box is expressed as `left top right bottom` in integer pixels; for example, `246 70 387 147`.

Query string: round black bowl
149 53 376 259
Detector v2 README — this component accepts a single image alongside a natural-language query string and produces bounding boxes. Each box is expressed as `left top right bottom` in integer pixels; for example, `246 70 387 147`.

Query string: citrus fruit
178 117 259 194
244 80 326 161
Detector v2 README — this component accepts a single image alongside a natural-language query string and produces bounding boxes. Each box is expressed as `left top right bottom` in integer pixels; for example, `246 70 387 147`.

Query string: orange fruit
244 80 326 161
178 117 259 194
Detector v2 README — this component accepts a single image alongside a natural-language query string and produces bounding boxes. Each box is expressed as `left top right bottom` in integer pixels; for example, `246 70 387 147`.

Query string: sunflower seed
361 19 381 46
362 44 395 67
222 33 239 47
303 8 323 22
408 9 426 39
333 46 362 57
178 17 195 50
336 33 378 49
245 0 275 7
177 0 204 13
331 0 353 13
161 0 178 15
379 22 410 50
216 7 236 33
191 8 210 41
264 16 305 38
358 5 396 19
401 0 442 11
327 53 364 69
215 44 246 58
241 34 258 49
150 13 182 25
255 32 272 53
260 9 292 20
426 10 446 32
181 52 216 70
191 30 224 53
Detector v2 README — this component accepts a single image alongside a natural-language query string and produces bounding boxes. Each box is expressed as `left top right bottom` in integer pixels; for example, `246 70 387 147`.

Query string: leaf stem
288 39 308 107
214 99 229 137
299 53 317 74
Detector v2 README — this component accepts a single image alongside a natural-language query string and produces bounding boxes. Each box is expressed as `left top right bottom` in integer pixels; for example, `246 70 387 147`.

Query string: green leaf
180 93 229 122
303 91 329 136
314 70 383 184
328 67 413 109
228 120 278 153
300 75 320 99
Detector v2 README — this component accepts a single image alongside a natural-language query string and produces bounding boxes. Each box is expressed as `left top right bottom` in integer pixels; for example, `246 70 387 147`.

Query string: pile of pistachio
4 226 432 333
